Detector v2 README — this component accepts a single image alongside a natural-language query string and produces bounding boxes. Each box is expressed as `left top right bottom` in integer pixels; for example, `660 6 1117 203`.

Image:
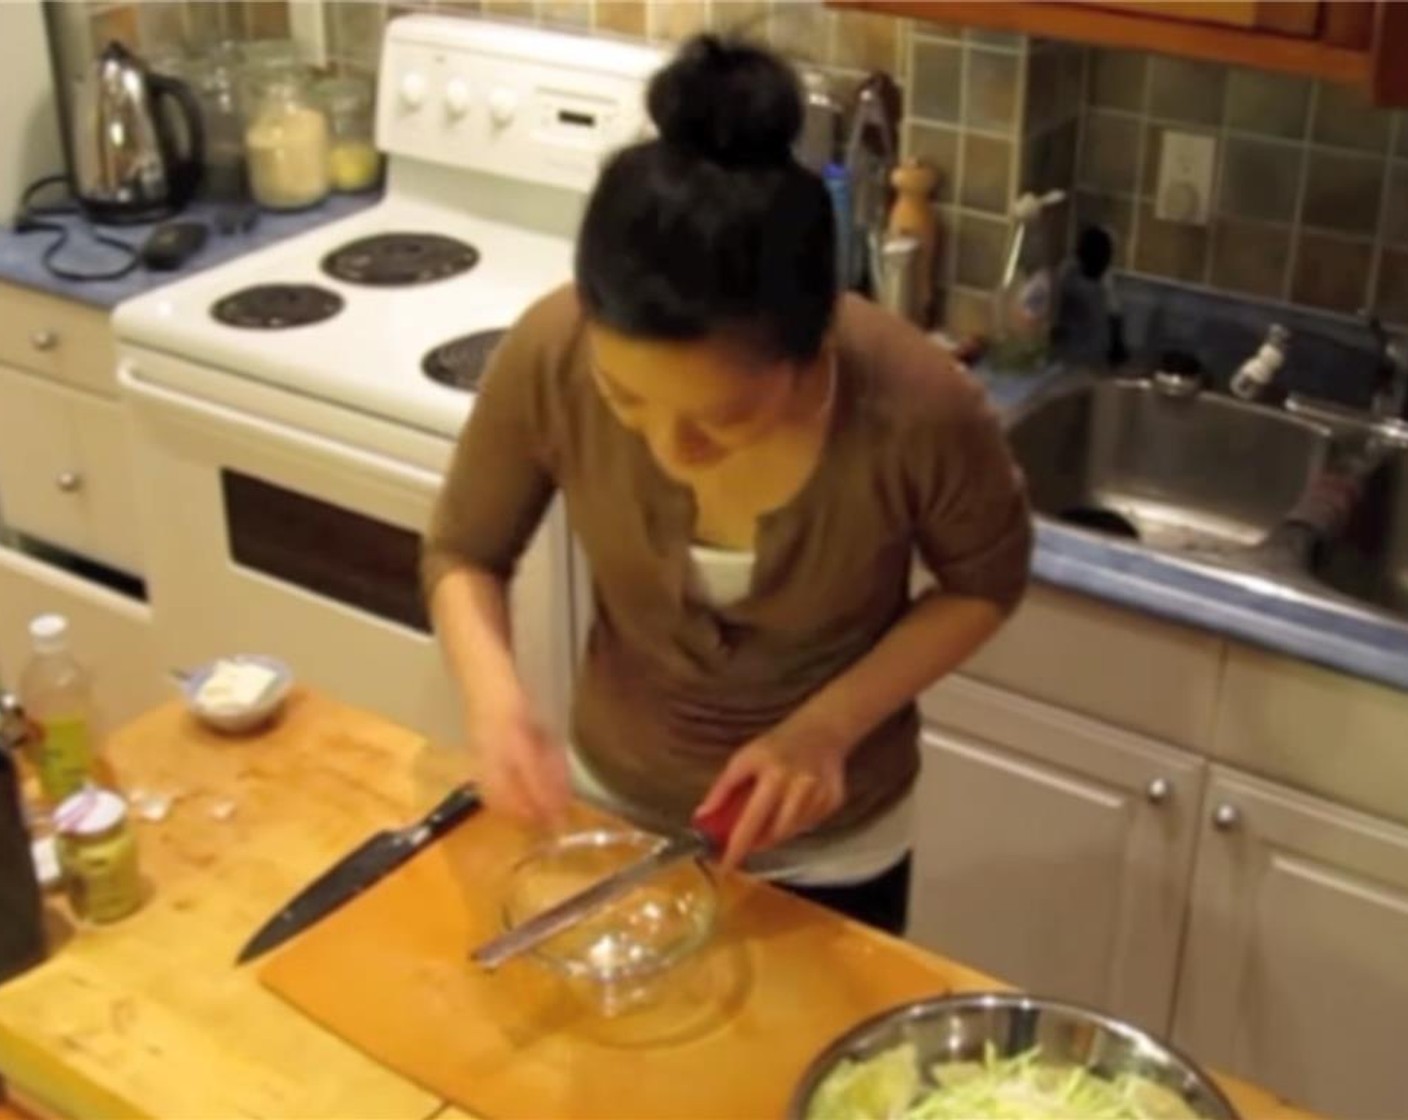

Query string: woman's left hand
693 729 848 871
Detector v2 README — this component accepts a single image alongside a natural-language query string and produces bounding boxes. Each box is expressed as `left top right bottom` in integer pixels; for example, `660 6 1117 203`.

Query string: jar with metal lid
54 786 141 924
318 74 381 194
245 68 330 211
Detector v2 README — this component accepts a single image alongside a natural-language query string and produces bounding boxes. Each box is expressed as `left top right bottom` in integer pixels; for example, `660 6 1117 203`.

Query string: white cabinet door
1173 767 1408 1119
0 365 144 574
912 676 1204 1035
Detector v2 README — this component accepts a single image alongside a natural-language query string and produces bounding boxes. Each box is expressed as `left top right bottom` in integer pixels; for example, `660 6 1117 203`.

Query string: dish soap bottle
20 615 98 805
1 692 46 983
991 190 1067 372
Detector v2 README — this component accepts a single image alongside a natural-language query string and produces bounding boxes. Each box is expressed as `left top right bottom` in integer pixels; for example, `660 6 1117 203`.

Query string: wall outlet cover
1155 130 1217 226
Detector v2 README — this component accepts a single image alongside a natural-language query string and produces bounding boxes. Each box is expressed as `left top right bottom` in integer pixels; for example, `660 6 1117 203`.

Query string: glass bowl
500 829 718 1016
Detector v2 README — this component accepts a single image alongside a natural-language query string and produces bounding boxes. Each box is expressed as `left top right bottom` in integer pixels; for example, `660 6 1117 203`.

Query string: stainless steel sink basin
1310 446 1408 614
1008 379 1332 555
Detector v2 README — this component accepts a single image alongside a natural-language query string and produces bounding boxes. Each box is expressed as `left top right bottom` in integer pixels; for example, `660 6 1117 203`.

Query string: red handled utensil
470 784 751 972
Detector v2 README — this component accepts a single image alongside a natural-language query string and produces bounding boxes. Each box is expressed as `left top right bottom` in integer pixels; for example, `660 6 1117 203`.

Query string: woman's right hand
468 696 571 828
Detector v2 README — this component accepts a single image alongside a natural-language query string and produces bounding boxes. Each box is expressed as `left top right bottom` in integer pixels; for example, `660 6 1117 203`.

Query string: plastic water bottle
20 615 98 805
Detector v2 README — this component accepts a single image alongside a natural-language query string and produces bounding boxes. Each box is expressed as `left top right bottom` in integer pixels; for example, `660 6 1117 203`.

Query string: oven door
118 354 575 747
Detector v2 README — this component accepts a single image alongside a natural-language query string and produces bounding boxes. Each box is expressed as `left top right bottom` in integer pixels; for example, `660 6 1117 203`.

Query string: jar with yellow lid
54 786 141 924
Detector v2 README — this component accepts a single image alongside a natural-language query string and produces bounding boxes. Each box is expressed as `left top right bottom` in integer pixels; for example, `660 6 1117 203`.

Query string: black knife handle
416 785 482 844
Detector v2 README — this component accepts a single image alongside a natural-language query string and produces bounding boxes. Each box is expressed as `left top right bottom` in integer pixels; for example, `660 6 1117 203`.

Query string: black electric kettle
70 41 205 224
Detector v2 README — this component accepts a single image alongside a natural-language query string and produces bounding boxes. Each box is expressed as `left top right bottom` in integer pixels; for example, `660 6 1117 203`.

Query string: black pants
780 854 911 936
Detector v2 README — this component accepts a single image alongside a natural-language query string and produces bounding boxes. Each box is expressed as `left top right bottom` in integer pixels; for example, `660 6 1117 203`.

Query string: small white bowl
180 654 293 735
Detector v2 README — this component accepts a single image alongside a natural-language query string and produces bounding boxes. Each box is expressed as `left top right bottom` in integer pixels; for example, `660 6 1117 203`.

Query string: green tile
1024 120 1078 194
965 28 1021 50
1023 46 1060 135
904 122 959 205
945 285 997 337
1311 80 1391 153
1217 138 1302 223
1134 202 1209 283
1148 56 1226 127
1090 49 1145 113
1303 150 1385 235
1210 220 1291 299
829 7 893 72
964 48 1019 133
1383 162 1408 247
1078 111 1139 195
955 213 1008 289
1292 232 1372 314
1224 69 1311 140
910 38 962 124
959 133 1013 215
1376 248 1408 326
540 0 591 29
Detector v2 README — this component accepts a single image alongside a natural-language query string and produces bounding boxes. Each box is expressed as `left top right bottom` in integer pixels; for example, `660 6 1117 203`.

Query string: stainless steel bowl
788 992 1239 1119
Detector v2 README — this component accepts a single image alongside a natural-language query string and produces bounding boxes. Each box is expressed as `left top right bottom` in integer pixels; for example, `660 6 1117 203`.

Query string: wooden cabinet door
1173 767 1408 1118
911 676 1204 1035
1071 2 1321 35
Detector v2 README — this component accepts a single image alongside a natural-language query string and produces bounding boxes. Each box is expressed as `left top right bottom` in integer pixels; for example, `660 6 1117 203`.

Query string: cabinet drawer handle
55 471 83 493
30 329 59 352
1212 803 1242 832
1145 777 1172 805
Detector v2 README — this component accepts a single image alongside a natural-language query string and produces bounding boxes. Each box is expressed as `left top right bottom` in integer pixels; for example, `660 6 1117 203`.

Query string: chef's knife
236 784 482 965
470 785 748 972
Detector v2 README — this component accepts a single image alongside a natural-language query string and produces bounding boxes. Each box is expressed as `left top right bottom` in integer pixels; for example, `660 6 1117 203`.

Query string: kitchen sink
1007 378 1333 555
1310 445 1408 615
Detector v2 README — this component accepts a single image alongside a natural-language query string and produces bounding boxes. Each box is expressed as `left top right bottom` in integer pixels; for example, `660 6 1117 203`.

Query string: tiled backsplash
49 3 1408 336
1074 48 1408 329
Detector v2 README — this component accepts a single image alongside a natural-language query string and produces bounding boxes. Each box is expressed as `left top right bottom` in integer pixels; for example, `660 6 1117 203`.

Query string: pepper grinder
1 692 46 984
887 160 940 327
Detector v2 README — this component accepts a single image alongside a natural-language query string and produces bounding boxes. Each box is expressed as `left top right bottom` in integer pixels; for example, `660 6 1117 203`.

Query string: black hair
574 35 836 365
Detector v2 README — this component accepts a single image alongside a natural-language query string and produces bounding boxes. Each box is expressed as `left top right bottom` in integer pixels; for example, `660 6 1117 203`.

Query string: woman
422 35 1031 935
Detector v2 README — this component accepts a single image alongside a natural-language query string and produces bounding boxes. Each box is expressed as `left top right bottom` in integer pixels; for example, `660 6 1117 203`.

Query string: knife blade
470 783 748 972
236 784 482 965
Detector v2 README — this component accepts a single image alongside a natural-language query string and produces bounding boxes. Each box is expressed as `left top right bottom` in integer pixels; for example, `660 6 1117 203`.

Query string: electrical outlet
1155 131 1217 226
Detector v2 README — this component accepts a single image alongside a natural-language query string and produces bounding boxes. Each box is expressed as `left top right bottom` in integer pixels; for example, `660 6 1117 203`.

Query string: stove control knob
488 87 518 128
399 71 428 111
444 79 472 119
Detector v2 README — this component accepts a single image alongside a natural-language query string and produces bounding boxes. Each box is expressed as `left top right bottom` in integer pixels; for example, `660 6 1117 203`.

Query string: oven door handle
118 360 445 493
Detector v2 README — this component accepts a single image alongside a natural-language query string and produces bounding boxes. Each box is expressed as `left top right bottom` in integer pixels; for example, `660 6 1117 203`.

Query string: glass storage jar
244 68 330 211
319 74 381 194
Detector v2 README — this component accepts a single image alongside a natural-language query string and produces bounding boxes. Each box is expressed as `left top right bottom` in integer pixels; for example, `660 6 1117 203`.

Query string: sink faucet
1364 313 1408 421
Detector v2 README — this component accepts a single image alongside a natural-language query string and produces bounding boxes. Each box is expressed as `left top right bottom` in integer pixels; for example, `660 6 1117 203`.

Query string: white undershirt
563 542 914 889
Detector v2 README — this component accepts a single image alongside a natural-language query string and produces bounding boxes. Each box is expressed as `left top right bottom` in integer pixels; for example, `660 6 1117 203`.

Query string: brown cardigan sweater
423 285 1032 838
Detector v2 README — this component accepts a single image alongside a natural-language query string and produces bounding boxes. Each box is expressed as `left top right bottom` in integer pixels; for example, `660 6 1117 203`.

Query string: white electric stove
113 17 663 744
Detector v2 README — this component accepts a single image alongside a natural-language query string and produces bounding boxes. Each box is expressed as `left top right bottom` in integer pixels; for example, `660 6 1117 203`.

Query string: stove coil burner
321 233 480 287
211 284 345 329
422 330 509 392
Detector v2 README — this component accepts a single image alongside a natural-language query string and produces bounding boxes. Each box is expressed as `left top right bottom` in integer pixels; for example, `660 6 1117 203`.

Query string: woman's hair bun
646 34 803 168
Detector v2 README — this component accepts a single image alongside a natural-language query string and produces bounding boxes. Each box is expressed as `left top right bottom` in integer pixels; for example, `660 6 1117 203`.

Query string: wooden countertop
0 691 1313 1119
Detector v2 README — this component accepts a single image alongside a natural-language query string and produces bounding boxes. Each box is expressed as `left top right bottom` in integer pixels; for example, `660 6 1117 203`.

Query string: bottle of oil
1 692 46 983
20 615 98 805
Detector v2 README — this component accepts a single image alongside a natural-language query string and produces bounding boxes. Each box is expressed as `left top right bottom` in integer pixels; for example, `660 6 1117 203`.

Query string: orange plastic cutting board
260 808 999 1120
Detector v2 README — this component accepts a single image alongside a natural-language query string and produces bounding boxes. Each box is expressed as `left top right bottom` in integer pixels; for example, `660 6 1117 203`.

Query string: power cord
13 175 140 283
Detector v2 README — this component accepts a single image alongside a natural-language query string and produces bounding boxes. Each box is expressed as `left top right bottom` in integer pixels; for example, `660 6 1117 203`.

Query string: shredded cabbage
805 1042 1199 1120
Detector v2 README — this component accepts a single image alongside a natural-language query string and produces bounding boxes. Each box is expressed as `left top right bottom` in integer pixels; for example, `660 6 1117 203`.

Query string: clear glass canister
195 43 250 207
319 74 381 194
54 786 141 924
245 68 330 211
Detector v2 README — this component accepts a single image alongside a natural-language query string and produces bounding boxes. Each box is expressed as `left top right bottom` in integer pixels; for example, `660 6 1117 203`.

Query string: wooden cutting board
260 808 998 1120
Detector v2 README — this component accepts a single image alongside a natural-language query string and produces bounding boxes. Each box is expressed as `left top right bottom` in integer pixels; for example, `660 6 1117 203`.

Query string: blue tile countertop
0 194 377 309
968 362 1408 694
